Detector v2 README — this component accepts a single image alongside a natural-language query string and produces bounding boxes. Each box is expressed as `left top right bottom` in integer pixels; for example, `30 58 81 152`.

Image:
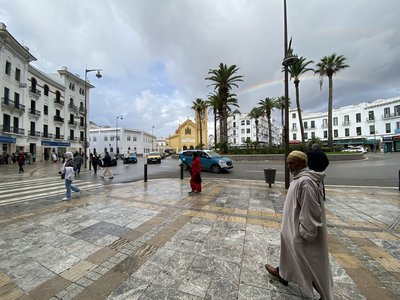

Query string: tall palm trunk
198 111 203 148
267 114 272 147
255 119 259 143
328 75 333 150
294 79 305 144
214 109 217 146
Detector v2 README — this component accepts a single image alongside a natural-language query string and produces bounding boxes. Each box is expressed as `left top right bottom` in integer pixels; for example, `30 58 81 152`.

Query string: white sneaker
62 197 71 201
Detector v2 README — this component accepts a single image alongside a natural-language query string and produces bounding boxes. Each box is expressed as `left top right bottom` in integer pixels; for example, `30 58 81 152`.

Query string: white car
343 146 367 153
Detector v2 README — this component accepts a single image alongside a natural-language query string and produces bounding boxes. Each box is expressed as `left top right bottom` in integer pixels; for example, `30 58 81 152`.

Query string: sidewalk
0 178 399 299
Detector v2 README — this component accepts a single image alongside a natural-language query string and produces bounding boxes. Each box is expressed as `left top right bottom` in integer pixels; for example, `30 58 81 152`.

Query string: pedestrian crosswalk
0 177 102 206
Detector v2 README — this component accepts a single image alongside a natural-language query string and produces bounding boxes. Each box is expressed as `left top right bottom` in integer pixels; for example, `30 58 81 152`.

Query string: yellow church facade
167 112 208 153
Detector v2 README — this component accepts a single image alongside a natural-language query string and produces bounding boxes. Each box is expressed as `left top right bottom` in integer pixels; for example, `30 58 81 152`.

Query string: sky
1 0 399 139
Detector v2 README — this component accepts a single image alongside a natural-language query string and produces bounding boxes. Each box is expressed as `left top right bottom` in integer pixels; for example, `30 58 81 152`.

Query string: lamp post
116 115 124 156
151 125 155 151
282 0 298 189
83 67 102 169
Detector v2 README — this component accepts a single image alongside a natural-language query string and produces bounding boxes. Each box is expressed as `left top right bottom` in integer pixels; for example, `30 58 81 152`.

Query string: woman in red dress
189 151 202 193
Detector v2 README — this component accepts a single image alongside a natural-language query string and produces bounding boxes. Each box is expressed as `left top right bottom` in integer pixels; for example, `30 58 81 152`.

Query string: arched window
70 98 74 105
79 102 84 112
31 77 37 92
185 127 191 135
43 85 49 96
55 91 61 101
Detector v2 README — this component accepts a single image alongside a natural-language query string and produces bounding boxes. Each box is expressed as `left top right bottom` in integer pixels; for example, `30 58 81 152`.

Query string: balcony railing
29 109 41 117
29 130 41 137
1 97 26 112
0 125 25 135
42 133 54 139
54 115 64 123
68 121 78 126
68 136 78 141
54 98 64 106
29 88 41 97
68 103 78 112
366 117 375 122
54 135 64 140
382 112 400 119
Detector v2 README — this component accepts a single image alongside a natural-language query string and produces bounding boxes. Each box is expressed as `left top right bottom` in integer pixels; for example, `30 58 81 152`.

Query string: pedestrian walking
17 151 25 174
74 152 83 175
265 150 333 300
189 151 201 194
100 151 113 179
91 153 99 174
60 152 80 201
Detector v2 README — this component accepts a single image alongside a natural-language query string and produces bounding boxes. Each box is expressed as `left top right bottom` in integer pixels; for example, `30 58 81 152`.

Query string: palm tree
206 63 243 148
191 98 207 148
248 107 263 144
206 92 221 147
258 97 276 147
287 56 314 145
315 53 349 150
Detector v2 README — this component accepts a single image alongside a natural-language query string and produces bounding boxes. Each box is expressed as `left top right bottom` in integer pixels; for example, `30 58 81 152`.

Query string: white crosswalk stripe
0 177 102 206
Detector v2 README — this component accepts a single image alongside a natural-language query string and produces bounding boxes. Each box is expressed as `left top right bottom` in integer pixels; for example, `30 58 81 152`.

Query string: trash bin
264 168 276 188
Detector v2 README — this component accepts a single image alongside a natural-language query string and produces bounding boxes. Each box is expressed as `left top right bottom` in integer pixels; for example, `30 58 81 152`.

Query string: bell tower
194 110 208 148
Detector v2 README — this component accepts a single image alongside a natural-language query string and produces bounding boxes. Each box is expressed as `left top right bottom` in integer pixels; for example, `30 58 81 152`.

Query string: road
80 152 399 188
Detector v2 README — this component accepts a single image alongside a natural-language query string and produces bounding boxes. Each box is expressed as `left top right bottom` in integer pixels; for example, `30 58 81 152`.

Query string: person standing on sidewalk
100 151 113 179
74 151 83 175
265 150 333 300
17 151 25 174
61 152 80 201
189 151 201 194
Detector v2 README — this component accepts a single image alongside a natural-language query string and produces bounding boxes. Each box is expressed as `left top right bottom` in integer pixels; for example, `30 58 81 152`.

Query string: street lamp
83 68 102 169
116 115 124 156
151 125 155 151
282 0 299 189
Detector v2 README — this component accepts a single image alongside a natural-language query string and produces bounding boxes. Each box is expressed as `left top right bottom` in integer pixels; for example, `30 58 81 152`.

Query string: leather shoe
265 264 288 286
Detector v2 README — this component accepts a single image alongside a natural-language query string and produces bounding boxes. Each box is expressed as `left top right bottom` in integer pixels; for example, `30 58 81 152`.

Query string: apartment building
89 126 155 156
227 110 282 147
289 97 400 152
0 22 92 161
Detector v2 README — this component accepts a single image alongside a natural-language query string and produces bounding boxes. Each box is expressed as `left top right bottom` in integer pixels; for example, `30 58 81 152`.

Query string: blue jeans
65 179 80 199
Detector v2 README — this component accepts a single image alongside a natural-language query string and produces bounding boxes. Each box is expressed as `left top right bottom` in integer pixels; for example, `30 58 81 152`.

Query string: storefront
381 136 400 153
0 136 16 154
41 141 71 161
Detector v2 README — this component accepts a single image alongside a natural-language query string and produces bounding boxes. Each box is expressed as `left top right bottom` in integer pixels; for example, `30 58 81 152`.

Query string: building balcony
382 113 400 120
68 136 78 141
366 117 375 122
54 135 64 140
1 97 26 114
28 130 41 137
54 98 64 107
0 125 25 135
28 109 41 118
68 120 78 127
29 88 41 98
42 133 54 139
54 115 64 123
68 103 78 112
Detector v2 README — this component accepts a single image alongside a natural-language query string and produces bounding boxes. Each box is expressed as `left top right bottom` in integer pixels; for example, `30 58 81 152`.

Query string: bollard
264 168 276 188
144 164 147 182
180 164 184 180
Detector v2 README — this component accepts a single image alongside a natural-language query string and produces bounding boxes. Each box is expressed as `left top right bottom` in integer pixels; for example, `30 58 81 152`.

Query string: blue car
123 153 138 164
178 150 233 173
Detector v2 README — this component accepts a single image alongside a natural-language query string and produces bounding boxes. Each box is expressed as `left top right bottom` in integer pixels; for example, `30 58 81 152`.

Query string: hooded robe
279 167 333 299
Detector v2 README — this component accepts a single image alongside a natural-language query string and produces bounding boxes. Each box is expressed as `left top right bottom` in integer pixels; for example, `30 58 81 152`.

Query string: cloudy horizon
1 0 399 139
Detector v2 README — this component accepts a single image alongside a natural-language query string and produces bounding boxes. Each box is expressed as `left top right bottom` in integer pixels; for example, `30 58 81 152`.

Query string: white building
89 125 155 156
289 97 400 152
0 23 91 161
227 110 282 147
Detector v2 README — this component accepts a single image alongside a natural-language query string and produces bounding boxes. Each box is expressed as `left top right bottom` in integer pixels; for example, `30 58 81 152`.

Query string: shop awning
41 141 71 147
364 139 379 144
0 136 16 143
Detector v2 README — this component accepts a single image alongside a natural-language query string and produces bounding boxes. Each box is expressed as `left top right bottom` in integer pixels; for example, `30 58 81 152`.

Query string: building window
241 128 245 134
334 129 338 138
55 109 60 117
311 132 315 138
368 111 374 121
104 136 108 141
233 130 236 135
5 61 11 75
293 133 297 140
15 68 21 81
344 115 349 125
323 131 327 138
44 105 48 115
55 91 61 101
333 117 338 126
385 123 391 133
43 124 48 137
110 136 114 141
292 123 297 130
369 125 375 134
322 119 327 127
304 121 308 129
246 120 250 125
356 127 362 136
43 85 49 96
127 136 131 141
185 127 191 135
345 128 350 137
304 132 308 139
241 137 246 142
395 105 400 116
70 130 74 140
311 120 315 128
93 136 97 142
133 137 137 141
246 128 250 134
292 113 296 119
241 120 245 126
356 113 361 123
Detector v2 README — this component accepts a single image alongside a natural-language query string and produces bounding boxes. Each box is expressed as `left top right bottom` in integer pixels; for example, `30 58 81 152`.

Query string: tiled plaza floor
0 178 399 299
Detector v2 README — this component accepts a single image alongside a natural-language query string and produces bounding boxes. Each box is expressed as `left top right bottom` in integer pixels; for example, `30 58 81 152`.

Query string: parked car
343 146 367 153
147 151 162 164
178 150 233 173
98 152 118 167
123 152 138 164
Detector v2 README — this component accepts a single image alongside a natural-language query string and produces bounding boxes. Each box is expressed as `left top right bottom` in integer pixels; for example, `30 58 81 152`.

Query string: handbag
59 171 65 179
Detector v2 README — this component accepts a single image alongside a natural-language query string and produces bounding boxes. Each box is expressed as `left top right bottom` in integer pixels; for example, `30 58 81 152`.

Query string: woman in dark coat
189 151 202 193
17 151 25 174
